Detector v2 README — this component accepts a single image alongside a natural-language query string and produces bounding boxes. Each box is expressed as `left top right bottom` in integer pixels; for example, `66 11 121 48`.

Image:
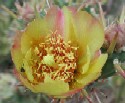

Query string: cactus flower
11 6 107 97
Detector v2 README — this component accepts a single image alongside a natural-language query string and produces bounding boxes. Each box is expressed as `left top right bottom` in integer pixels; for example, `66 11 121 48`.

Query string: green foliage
0 11 10 56
2 91 50 103
100 58 116 79
100 51 125 79
54 0 68 8
40 10 46 18
0 0 16 10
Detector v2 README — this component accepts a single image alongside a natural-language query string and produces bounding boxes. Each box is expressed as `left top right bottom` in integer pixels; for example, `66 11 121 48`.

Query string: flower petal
45 6 64 35
21 18 49 54
76 54 107 85
23 48 35 82
11 31 24 71
62 7 78 47
19 74 69 96
36 80 69 96
77 46 91 74
72 11 104 58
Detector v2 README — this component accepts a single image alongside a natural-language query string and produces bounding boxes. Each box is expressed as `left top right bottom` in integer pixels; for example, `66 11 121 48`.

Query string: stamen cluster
24 34 77 84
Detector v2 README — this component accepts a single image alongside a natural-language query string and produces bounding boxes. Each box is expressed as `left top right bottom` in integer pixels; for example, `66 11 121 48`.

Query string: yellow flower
11 6 107 97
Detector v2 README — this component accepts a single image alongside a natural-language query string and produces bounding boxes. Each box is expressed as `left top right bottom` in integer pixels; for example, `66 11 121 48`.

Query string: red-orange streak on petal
92 50 101 61
62 88 83 96
13 69 20 80
56 9 64 35
46 6 64 36
12 31 22 49
67 6 77 14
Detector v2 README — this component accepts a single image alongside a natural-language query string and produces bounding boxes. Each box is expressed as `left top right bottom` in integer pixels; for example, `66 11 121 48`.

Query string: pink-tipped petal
11 31 24 71
45 6 64 35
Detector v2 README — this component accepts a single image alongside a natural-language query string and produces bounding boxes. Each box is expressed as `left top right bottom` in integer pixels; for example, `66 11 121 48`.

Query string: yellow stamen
23 34 77 84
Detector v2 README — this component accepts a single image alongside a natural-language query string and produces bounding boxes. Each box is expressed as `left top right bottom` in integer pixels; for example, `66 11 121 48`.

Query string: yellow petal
72 11 104 58
88 54 108 73
23 61 34 82
34 79 69 96
21 18 49 54
20 74 69 96
37 76 69 95
11 31 24 71
76 54 107 85
23 48 34 82
63 7 78 47
77 46 91 74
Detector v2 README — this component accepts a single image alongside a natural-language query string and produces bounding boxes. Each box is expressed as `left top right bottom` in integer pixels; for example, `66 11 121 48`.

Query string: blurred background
0 0 125 103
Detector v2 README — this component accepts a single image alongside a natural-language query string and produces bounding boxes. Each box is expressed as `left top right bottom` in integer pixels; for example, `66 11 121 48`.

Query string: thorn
98 2 106 28
59 99 65 103
51 99 60 103
107 33 118 54
120 5 125 23
79 92 84 101
44 9 47 14
77 0 103 12
113 59 125 79
24 88 29 92
82 89 93 103
91 87 108 100
46 0 50 8
100 91 108 98
70 95 73 98
51 99 55 103
16 83 23 86
94 88 108 99
0 5 18 19
38 0 46 11
94 90 102 103
34 2 41 19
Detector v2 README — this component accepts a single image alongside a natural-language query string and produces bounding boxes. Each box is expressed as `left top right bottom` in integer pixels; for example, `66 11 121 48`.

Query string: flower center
23 34 77 84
